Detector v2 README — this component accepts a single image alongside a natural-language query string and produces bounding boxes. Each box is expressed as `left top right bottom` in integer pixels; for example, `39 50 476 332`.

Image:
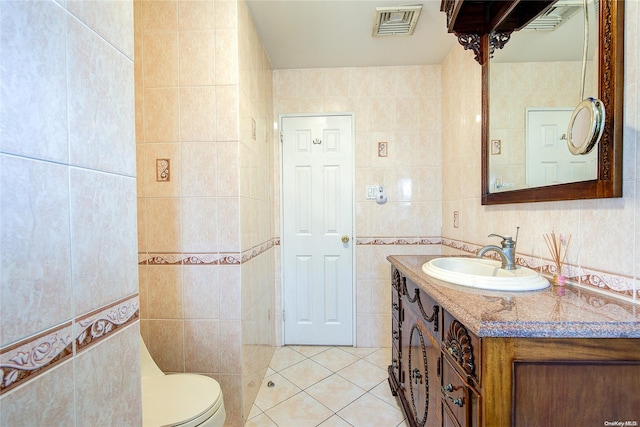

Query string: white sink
421 257 550 291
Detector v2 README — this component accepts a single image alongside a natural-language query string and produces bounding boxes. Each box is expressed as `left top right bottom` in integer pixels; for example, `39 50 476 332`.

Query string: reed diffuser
543 231 571 285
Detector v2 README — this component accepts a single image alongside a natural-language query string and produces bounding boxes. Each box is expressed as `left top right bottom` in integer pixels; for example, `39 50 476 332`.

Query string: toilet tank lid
142 373 222 427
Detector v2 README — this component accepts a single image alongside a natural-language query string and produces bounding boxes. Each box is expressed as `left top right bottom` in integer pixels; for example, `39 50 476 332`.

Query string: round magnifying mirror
567 97 605 155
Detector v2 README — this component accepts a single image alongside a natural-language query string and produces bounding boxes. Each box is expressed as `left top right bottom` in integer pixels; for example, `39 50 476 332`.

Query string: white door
526 108 597 187
281 114 354 345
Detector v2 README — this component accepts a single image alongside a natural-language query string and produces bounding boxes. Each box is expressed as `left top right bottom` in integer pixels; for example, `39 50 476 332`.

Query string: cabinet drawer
441 358 467 426
443 310 481 386
441 357 479 427
403 277 440 340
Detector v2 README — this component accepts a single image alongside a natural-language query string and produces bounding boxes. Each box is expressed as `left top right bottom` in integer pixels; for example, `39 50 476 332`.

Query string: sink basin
422 257 550 291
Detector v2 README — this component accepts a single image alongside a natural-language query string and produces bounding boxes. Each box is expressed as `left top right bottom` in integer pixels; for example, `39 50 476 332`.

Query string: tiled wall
442 1 639 302
1 0 140 425
272 66 444 348
237 0 276 421
135 0 275 425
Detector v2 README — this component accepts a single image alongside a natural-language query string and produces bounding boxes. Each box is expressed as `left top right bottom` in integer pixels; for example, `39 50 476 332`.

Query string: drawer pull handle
441 383 464 407
412 368 423 385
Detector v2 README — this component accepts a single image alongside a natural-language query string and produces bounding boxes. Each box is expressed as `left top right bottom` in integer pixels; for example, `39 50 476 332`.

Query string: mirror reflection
488 0 600 193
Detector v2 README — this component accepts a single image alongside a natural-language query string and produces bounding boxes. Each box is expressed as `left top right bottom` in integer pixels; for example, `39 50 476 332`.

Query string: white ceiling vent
372 5 422 37
524 0 584 31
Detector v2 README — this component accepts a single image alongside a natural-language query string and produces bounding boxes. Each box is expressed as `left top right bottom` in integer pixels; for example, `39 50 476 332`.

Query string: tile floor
245 346 408 427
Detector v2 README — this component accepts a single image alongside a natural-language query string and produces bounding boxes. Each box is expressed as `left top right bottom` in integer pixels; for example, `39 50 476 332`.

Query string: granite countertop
388 255 640 339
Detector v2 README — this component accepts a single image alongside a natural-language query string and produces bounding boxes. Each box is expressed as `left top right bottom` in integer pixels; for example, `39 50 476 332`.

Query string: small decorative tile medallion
491 139 501 155
378 142 388 157
156 158 170 182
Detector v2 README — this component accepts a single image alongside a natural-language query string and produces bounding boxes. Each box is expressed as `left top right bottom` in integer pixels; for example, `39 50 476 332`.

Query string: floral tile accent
141 238 277 267
356 237 441 245
183 253 226 265
156 158 170 182
146 253 184 265
0 322 73 395
75 294 140 353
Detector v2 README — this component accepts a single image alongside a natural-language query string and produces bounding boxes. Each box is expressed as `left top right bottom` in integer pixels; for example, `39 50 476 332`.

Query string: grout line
248 345 405 427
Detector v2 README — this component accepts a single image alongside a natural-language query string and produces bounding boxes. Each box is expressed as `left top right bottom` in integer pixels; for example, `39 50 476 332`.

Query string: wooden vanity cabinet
389 266 640 427
389 268 441 427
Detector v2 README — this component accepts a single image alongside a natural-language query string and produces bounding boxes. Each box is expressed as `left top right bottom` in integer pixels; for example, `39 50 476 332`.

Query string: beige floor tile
369 380 402 411
305 374 367 412
251 346 401 427
318 415 354 426
245 413 278 427
247 404 262 420
338 347 379 358
311 347 359 372
337 359 388 391
288 345 332 358
279 358 332 389
253 373 301 412
269 347 307 371
364 348 392 369
337 393 405 427
265 392 333 427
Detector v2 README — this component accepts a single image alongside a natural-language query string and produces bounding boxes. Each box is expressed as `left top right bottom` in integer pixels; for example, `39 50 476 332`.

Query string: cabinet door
402 280 441 427
406 321 441 427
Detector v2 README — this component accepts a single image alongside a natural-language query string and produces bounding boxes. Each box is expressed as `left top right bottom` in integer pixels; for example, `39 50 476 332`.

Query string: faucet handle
487 233 508 240
488 233 515 247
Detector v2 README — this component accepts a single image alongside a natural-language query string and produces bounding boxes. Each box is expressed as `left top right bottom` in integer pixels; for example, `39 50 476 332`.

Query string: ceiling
245 0 587 70
244 0 458 69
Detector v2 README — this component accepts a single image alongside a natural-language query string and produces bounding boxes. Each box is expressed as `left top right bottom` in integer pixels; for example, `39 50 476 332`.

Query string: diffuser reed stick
543 231 571 282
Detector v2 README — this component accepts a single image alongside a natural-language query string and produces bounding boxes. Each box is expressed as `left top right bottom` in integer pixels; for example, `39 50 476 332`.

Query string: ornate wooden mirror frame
475 0 624 205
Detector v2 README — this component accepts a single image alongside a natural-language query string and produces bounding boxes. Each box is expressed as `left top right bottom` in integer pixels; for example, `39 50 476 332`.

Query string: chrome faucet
477 227 520 270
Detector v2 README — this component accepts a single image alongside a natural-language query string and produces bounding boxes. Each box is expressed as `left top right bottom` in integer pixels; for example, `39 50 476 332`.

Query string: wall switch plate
453 211 459 228
366 185 379 199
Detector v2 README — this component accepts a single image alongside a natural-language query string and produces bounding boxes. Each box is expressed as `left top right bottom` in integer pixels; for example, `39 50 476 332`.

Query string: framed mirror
481 0 624 205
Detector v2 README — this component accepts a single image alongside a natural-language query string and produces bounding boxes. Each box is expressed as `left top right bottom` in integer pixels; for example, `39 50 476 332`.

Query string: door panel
526 108 597 187
282 114 354 345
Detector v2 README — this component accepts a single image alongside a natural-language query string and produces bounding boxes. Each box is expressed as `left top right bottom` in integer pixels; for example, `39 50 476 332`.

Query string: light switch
366 185 379 199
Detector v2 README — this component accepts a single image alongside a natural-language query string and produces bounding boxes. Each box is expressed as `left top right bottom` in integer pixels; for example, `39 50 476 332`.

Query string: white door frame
279 112 356 346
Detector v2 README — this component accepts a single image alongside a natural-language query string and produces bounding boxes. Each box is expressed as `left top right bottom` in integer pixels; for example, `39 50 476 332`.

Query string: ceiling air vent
524 0 583 31
372 5 422 37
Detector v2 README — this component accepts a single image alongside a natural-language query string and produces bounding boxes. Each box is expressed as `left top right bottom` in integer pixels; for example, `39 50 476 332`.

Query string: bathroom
0 0 638 426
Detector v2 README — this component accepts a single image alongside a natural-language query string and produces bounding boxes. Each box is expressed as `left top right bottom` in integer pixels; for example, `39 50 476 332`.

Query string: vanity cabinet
388 261 640 427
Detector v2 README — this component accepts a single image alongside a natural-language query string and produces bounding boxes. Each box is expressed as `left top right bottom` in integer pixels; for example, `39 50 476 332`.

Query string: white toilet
140 337 226 427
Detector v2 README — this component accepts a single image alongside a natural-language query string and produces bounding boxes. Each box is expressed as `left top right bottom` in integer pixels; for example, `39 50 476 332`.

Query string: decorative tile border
139 239 276 266
356 237 442 245
137 236 636 302
0 294 139 396
75 295 140 354
0 322 73 395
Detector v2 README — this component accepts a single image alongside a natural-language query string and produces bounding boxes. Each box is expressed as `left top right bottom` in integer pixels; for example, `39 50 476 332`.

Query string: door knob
341 235 350 243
